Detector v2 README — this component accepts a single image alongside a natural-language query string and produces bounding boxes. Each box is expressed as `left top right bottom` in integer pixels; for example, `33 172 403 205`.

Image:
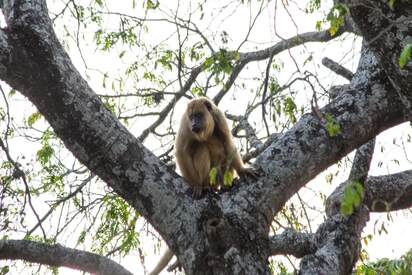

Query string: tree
0 0 411 274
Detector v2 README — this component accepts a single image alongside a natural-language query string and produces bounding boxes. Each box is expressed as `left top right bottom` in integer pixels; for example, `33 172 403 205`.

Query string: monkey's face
187 99 215 142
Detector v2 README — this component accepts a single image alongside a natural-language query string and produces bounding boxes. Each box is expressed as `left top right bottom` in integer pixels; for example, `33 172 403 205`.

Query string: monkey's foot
192 185 213 198
192 186 203 198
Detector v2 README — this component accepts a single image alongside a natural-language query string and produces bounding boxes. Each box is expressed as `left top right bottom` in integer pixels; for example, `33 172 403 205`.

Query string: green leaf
399 44 412 69
155 50 173 71
36 143 54 166
306 0 321 13
325 113 341 137
284 97 297 123
27 112 42 127
191 86 204 96
315 20 323 31
93 196 138 254
189 42 204 61
36 130 54 166
388 0 396 9
340 181 364 216
8 89 16 97
326 4 348 36
202 56 214 70
223 170 234 187
269 79 280 95
0 266 9 275
209 167 218 186
340 201 353 216
146 0 160 10
202 49 236 76
78 230 86 244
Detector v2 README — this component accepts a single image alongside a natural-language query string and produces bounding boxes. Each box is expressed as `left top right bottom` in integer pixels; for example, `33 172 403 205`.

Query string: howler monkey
175 97 255 197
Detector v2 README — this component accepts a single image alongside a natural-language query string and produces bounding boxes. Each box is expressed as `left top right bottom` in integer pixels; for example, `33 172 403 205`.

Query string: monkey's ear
204 101 212 111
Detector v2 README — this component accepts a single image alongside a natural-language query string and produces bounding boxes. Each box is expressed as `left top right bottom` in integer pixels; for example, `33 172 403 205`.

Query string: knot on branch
205 217 225 239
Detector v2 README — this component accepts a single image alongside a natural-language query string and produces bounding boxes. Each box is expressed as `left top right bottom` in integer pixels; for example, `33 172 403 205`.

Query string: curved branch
0 240 133 275
269 228 315 258
365 170 412 212
326 170 412 215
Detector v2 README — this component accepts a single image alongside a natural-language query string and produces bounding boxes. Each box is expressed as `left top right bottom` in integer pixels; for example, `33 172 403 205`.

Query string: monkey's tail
148 248 174 275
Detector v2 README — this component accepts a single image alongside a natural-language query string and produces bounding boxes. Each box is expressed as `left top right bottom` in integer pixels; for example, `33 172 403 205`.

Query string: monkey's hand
238 167 259 181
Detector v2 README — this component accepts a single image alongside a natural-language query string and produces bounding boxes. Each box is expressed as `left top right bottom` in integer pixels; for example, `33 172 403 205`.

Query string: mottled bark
340 0 412 117
365 170 412 212
269 229 316 257
0 240 133 275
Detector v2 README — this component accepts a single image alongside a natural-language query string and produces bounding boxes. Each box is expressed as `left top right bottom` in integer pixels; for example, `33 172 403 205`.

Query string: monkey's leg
176 147 210 197
192 146 211 197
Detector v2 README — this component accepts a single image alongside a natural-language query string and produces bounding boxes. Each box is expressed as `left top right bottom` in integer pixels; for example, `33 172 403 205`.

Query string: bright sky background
1 0 411 274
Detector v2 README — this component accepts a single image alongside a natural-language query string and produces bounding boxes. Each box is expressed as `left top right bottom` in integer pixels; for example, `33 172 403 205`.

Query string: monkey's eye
204 101 212 111
190 112 203 120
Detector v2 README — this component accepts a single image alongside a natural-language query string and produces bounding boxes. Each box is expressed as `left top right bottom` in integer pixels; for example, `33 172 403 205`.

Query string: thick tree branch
348 139 375 182
340 0 412 117
326 138 375 217
299 138 375 274
325 170 412 217
299 206 369 274
0 239 133 275
269 228 315 258
365 170 412 212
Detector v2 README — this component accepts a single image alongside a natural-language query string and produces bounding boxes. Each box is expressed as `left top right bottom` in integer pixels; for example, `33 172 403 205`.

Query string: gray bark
0 0 410 274
0 240 133 275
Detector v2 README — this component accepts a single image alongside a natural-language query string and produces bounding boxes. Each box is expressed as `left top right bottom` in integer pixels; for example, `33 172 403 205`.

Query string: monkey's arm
211 108 233 145
232 150 248 173
230 146 259 180
211 107 258 179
